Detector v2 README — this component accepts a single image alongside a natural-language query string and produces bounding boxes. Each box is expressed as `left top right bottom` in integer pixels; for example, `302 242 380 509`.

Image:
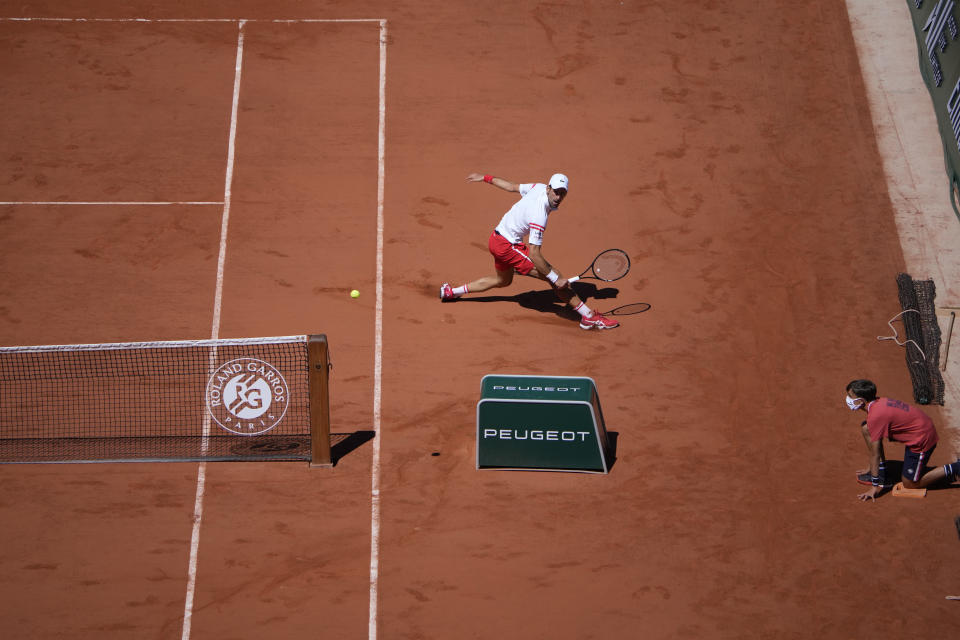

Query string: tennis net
0 334 333 464
895 274 944 405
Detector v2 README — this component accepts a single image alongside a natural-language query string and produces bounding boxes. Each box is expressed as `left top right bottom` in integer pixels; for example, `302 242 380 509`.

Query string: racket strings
607 303 651 316
592 251 629 281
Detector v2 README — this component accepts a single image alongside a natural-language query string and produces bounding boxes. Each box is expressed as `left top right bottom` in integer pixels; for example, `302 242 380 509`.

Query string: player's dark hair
846 379 877 401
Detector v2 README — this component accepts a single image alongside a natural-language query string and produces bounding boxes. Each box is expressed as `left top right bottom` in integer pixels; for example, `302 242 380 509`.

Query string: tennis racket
566 249 631 283
601 302 651 316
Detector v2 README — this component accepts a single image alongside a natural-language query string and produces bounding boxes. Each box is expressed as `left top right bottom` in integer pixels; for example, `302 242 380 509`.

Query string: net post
308 334 333 467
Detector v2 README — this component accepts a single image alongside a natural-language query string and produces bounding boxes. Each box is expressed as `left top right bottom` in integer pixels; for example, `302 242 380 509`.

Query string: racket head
604 302 651 316
590 249 631 281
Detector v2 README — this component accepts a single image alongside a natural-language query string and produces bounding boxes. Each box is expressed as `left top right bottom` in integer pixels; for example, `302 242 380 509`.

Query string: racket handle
566 276 580 283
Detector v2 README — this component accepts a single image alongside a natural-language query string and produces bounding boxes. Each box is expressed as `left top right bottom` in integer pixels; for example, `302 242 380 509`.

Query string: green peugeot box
476 374 611 473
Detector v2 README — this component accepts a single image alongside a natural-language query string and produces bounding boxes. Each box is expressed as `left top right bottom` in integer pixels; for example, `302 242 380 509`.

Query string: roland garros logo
205 358 289 435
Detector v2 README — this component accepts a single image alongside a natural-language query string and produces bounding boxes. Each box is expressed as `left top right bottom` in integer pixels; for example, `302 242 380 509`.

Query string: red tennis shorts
488 230 535 275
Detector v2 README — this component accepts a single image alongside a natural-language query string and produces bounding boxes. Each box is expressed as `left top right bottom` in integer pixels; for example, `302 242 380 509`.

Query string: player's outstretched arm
466 173 519 192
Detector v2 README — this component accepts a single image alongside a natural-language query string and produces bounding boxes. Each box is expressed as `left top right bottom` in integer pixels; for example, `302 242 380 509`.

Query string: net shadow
330 430 376 466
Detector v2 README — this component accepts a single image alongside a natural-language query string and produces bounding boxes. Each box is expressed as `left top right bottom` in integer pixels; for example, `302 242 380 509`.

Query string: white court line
368 18 387 640
0 201 223 206
180 19 247 640
5 14 388 636
0 17 381 23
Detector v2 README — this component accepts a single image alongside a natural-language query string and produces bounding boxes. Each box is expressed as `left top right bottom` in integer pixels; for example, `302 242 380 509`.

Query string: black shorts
903 445 936 482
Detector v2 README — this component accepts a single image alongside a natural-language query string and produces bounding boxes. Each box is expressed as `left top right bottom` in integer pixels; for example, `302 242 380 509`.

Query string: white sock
574 302 593 318
452 285 468 295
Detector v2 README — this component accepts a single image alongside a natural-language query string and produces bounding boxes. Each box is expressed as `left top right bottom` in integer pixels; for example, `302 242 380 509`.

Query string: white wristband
546 270 559 284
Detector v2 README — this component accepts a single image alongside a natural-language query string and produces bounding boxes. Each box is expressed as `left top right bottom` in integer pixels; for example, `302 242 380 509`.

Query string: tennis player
845 379 960 501
440 172 619 330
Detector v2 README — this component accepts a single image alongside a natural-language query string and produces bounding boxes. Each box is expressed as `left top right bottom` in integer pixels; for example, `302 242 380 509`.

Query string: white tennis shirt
494 183 554 245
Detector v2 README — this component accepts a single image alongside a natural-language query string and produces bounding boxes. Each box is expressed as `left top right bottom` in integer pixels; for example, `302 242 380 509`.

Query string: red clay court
1 1 958 638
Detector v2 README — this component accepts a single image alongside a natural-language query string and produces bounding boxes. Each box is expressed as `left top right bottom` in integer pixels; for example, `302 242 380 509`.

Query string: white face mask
845 395 862 411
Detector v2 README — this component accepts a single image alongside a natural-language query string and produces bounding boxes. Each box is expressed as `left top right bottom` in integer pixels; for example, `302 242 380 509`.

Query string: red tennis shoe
579 311 619 330
440 283 460 301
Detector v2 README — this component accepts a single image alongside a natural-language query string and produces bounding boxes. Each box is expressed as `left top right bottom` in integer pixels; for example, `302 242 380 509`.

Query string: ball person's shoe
440 283 460 301
579 311 619 330
856 472 892 488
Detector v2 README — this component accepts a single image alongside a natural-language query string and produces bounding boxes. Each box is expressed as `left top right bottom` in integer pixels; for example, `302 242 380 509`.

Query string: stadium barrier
906 0 960 220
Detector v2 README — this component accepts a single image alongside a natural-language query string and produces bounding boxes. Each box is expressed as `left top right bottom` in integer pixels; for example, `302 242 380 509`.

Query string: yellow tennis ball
350 289 360 298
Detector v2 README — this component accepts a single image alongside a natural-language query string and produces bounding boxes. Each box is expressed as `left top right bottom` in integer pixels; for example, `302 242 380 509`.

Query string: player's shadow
452 282 619 320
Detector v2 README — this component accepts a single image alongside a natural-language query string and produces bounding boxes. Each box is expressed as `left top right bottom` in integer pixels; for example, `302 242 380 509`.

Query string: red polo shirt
865 397 938 452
